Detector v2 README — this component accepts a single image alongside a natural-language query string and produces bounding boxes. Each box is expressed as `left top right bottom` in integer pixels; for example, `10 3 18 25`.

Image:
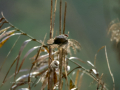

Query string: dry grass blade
28 34 47 89
59 48 63 90
0 31 6 39
18 88 29 90
78 72 84 90
1 12 42 45
5 69 29 83
94 46 105 66
75 70 80 86
35 68 48 77
32 51 58 64
69 57 85 63
0 35 20 72
0 16 4 22
15 72 40 83
97 73 104 90
15 64 48 87
34 34 47 63
69 79 75 89
11 81 28 90
0 26 11 33
17 46 41 74
67 67 81 76
31 69 48 88
87 61 95 68
1 57 18 87
41 77 48 90
0 33 21 48
0 21 8 29
15 39 32 77
41 72 49 90
0 30 16 40
69 59 108 90
105 46 115 90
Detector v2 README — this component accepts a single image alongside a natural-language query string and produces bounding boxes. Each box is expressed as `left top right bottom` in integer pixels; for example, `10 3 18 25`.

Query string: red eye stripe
64 34 68 37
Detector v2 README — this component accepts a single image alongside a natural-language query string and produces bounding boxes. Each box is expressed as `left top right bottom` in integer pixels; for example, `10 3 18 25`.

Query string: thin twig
105 46 115 90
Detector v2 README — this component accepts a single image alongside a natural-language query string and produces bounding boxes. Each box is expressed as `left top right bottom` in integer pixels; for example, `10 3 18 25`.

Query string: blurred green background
0 0 120 90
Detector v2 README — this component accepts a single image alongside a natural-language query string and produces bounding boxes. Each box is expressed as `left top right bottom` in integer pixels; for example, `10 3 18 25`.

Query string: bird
47 34 68 47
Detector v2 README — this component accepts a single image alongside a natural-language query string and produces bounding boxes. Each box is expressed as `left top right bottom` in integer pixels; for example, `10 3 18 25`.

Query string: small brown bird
47 34 68 47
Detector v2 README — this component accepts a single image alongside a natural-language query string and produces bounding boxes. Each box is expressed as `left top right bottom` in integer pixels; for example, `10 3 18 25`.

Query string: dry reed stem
48 0 53 90
59 0 62 34
105 46 115 90
52 0 57 38
59 48 63 90
63 49 69 90
63 2 67 34
52 0 57 87
59 0 63 90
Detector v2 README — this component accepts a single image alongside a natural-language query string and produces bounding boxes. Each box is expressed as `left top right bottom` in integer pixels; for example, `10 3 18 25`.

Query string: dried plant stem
69 59 108 90
52 0 57 87
97 73 104 90
1 12 42 45
59 0 62 34
52 0 57 37
0 35 20 72
1 57 18 87
59 48 63 90
67 67 80 76
48 0 53 90
78 72 84 90
75 69 80 86
94 46 105 67
105 46 115 90
63 2 67 34
28 34 46 89
63 50 69 90
58 0 62 89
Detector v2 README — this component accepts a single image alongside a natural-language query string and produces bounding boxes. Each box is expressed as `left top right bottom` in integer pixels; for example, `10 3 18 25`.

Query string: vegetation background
0 0 120 90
